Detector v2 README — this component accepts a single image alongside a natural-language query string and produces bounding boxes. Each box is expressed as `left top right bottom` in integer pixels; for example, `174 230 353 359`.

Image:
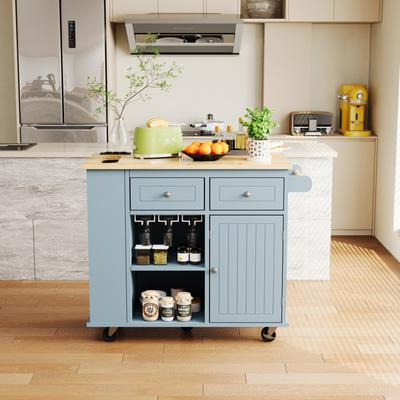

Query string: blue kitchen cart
83 155 311 342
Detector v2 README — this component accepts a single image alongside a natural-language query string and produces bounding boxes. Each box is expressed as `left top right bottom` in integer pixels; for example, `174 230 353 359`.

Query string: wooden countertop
81 153 292 170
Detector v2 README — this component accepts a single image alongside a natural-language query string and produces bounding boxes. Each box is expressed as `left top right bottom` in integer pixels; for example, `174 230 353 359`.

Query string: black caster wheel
102 327 118 342
261 327 277 342
181 327 193 332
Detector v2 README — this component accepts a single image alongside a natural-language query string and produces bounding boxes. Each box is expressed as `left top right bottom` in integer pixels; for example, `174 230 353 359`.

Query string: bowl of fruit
182 141 230 161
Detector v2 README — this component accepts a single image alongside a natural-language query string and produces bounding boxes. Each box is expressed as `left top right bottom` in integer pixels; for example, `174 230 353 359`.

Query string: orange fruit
211 143 223 155
198 143 212 155
193 141 201 147
186 144 199 154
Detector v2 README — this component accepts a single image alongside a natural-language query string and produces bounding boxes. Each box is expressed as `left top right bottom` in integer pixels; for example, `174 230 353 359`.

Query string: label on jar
161 306 174 319
177 252 189 262
177 304 191 318
143 303 158 319
189 252 201 263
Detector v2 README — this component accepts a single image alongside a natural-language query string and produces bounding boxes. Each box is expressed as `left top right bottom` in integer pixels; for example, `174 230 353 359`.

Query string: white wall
370 0 400 261
264 23 371 133
115 24 263 129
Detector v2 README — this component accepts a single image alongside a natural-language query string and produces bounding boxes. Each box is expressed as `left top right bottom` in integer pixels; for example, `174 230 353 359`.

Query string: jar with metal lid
175 291 193 322
189 247 202 265
160 296 175 322
153 245 169 265
177 246 189 264
135 245 151 265
142 294 159 321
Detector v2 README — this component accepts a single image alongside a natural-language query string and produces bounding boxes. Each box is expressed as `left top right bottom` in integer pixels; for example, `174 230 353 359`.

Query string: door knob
210 267 218 273
163 191 171 198
243 191 251 198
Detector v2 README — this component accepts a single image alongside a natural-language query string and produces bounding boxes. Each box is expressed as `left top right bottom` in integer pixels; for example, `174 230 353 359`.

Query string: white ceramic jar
160 296 175 322
175 291 193 322
142 294 159 321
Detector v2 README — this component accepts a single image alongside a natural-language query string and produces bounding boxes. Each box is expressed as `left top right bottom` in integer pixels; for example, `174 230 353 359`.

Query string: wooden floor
0 237 400 400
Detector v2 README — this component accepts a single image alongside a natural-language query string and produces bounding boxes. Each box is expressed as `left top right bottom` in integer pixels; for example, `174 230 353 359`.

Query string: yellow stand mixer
338 84 372 137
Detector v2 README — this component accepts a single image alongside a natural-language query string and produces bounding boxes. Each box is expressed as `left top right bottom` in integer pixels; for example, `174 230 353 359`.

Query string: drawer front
210 178 284 210
130 178 204 210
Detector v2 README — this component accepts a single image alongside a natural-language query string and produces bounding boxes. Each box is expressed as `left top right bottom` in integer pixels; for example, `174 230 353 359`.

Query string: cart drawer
210 178 284 210
130 178 204 210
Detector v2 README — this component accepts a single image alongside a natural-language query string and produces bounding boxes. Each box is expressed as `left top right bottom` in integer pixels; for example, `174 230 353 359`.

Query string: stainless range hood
124 14 243 55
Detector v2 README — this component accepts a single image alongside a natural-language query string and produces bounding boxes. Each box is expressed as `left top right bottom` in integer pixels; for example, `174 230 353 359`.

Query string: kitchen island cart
83 154 311 342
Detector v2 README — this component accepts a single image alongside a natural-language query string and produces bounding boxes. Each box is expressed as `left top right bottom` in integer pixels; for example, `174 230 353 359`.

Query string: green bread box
134 127 182 158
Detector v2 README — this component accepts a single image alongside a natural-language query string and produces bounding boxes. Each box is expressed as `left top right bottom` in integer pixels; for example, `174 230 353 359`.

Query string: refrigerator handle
31 125 97 130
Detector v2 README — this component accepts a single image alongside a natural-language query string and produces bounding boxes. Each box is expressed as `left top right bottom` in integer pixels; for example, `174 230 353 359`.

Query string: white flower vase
109 117 129 150
248 138 272 163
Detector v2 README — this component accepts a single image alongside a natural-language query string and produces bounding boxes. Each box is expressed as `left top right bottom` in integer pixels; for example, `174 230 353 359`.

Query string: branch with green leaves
242 106 279 140
87 34 183 120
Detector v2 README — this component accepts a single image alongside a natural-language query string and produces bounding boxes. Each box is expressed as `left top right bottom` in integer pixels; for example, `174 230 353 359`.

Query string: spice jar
160 296 175 321
153 245 169 265
189 247 202 264
175 291 193 322
177 246 189 264
135 245 151 265
142 294 159 321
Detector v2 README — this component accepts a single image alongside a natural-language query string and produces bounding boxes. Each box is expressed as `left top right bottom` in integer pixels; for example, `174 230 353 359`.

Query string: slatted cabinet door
210 216 283 323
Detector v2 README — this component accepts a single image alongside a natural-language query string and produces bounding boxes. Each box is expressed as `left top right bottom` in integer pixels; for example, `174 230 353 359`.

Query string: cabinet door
329 140 376 233
159 0 204 13
288 0 334 21
111 0 158 21
334 0 381 22
206 0 239 14
210 215 283 323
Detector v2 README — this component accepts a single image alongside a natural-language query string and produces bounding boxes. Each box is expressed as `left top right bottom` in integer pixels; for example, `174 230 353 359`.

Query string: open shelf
130 306 205 327
131 262 205 272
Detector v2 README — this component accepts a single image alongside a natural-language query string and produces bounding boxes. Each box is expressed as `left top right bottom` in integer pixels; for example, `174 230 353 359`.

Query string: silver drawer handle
210 267 218 273
243 191 251 198
163 191 171 198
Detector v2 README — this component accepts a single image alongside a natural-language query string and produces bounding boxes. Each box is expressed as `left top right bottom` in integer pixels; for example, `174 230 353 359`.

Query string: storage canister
135 245 151 265
142 294 159 321
141 290 166 304
175 291 193 322
177 246 189 264
160 296 175 322
153 245 169 265
189 247 201 264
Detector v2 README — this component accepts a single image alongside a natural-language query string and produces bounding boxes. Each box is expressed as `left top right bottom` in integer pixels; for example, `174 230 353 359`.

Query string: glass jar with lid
135 245 151 265
153 245 169 265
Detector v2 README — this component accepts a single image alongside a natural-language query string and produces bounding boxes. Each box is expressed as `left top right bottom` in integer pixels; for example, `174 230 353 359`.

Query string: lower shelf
130 308 205 327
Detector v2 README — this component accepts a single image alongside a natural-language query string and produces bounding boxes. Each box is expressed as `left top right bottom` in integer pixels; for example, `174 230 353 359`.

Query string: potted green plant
87 35 182 148
242 106 279 162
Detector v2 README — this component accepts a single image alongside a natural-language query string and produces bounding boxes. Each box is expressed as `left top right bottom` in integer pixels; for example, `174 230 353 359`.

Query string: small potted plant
242 106 279 162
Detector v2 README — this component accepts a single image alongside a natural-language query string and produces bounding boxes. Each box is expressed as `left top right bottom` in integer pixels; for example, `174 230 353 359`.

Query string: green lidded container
134 127 182 158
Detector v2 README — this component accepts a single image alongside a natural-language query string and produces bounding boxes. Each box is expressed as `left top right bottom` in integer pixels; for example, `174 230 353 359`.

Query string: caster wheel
102 327 118 342
261 327 277 342
181 327 193 332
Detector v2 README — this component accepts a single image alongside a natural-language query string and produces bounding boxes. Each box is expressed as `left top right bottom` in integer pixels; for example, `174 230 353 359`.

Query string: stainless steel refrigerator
16 0 107 143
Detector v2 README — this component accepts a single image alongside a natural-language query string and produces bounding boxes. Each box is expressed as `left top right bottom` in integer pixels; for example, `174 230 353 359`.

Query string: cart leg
102 327 119 342
261 326 277 342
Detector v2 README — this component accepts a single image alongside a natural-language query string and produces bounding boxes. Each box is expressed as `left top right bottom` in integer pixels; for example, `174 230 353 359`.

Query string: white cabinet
334 0 381 22
328 139 377 235
206 0 239 14
288 0 334 22
159 0 204 13
110 0 158 20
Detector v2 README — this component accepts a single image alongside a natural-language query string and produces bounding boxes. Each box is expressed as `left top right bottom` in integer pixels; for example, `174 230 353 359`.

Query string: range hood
124 14 243 55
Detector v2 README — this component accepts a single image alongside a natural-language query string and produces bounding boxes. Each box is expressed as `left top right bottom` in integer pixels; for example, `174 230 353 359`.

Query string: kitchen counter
0 140 335 281
0 141 337 159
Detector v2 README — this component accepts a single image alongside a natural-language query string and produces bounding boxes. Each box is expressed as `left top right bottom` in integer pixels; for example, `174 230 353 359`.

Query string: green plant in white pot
242 106 279 162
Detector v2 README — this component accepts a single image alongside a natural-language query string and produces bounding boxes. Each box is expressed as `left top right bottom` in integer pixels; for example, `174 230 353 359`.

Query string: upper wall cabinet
206 0 240 14
334 0 381 22
287 0 381 23
159 0 204 13
288 0 334 22
110 0 158 20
